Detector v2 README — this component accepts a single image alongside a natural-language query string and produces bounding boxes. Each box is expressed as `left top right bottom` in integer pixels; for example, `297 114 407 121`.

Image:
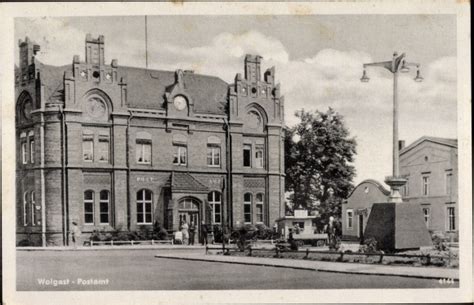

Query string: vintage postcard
1 1 471 304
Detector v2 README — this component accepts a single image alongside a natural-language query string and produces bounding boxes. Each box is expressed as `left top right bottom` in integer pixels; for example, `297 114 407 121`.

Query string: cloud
15 18 87 66
14 24 456 185
144 31 456 184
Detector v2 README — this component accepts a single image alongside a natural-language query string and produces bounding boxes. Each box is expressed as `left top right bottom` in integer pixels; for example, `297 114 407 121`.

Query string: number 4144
438 278 455 284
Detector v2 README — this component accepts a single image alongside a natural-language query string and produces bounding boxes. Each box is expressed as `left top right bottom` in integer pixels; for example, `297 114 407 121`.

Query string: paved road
17 249 454 290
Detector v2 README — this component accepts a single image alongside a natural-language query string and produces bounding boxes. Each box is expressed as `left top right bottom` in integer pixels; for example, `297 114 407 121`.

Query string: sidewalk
154 251 459 281
17 244 206 251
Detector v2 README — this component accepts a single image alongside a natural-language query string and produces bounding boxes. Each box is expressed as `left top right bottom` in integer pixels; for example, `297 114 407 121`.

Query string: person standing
181 220 189 245
201 220 208 246
71 222 81 249
189 221 196 245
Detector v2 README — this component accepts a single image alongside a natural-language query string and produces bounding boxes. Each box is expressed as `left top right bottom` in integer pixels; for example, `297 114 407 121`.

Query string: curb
154 254 459 282
17 246 206 251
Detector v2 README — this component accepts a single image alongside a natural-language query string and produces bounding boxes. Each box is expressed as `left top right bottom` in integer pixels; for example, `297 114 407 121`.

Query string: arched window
137 189 153 224
244 193 252 223
31 191 36 226
208 191 221 224
178 198 199 210
23 191 28 226
256 193 264 223
84 190 94 225
99 190 110 224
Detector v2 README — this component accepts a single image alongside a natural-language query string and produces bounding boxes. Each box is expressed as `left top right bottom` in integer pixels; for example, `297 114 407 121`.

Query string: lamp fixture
414 69 424 82
360 70 370 82
400 60 410 73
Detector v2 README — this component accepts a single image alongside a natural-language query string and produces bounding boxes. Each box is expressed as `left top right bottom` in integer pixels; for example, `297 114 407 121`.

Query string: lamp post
361 52 423 203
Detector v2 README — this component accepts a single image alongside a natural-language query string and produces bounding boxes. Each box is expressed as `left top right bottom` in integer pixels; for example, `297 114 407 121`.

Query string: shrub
255 223 278 240
232 224 257 251
359 237 380 253
432 234 447 251
213 225 224 243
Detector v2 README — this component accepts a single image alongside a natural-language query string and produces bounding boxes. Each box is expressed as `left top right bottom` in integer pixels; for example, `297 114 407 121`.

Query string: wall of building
400 140 458 238
342 180 389 240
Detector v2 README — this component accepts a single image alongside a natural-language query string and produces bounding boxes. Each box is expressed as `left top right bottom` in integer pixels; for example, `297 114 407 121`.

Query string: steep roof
34 62 229 115
36 62 70 103
400 136 458 156
171 172 209 193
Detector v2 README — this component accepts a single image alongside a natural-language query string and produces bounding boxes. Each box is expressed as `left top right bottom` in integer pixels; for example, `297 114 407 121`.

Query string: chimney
85 34 105 65
244 54 262 82
19 36 40 71
399 140 406 151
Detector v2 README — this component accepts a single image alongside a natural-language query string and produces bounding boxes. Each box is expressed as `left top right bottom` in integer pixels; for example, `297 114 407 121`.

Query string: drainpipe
40 111 46 246
126 110 133 231
59 105 68 246
223 118 232 231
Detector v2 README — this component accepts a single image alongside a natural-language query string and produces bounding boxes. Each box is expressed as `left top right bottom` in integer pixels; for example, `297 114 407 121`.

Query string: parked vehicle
276 213 329 247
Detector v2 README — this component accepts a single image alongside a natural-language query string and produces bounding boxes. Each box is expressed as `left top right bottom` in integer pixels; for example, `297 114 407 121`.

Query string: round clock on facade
173 95 187 111
86 97 106 118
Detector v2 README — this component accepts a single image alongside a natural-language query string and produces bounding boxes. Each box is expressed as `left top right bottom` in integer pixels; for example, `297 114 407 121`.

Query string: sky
14 15 457 186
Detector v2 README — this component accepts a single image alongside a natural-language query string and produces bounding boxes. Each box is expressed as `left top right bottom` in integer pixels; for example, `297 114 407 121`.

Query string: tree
285 108 357 219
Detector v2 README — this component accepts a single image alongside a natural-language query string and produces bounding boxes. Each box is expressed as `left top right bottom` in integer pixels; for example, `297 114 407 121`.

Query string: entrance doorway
178 198 200 244
358 214 364 243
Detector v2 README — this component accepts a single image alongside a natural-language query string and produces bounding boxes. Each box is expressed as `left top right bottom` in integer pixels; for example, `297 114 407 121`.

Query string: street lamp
361 52 423 203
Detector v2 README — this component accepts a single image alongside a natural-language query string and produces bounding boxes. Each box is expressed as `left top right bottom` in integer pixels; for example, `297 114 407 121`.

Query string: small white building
275 208 328 246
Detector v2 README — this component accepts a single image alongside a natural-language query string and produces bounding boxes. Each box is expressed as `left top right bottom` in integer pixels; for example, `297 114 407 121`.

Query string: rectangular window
83 137 94 162
446 172 453 195
84 191 94 225
208 191 222 224
98 137 109 163
207 146 221 167
347 210 353 229
23 192 28 226
214 203 221 224
136 141 151 164
422 176 430 196
31 192 36 226
137 189 153 224
256 193 264 223
99 191 109 224
173 145 187 166
255 145 264 168
29 139 35 163
243 144 252 167
447 207 455 231
422 207 430 228
21 142 27 164
243 193 252 223
256 204 263 223
136 202 144 224
292 222 305 233
244 204 251 223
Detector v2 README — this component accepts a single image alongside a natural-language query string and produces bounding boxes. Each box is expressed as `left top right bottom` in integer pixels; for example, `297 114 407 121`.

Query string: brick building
16 34 286 246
